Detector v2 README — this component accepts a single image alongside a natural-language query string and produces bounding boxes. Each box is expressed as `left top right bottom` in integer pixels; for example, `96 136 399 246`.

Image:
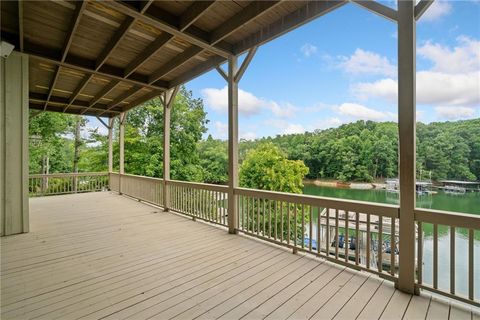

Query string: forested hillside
29 88 480 183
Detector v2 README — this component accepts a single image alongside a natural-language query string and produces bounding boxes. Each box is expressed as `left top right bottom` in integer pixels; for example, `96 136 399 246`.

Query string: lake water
302 184 480 298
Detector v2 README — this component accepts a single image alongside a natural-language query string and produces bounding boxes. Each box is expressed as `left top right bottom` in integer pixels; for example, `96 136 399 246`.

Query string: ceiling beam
350 1 398 22
139 0 154 14
30 92 122 113
101 1 232 58
210 1 282 45
63 74 94 112
14 36 168 90
97 86 141 116
169 55 225 88
414 0 434 20
124 33 173 78
30 102 119 117
121 89 163 112
17 0 23 52
233 0 348 55
95 16 135 70
44 0 87 111
80 80 121 115
180 1 215 31
149 46 203 84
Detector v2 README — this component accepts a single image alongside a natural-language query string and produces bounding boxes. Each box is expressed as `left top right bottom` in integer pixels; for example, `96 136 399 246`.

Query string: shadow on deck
1 192 477 319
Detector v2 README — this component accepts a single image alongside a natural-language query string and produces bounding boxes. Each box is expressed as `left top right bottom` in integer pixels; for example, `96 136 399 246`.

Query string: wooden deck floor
1 192 478 320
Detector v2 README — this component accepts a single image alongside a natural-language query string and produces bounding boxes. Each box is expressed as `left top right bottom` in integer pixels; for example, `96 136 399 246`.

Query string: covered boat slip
1 192 477 320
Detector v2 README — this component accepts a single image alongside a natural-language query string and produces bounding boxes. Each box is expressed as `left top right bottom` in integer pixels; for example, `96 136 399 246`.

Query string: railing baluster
378 216 383 273
287 202 291 245
345 211 349 263
317 207 321 255
274 200 278 241
280 201 284 243
469 228 474 301
355 212 359 265
301 204 305 249
450 226 455 295
390 217 395 275
294 203 298 248
417 221 423 286
309 206 313 252
257 198 260 235
433 223 438 289
326 208 330 256
335 209 339 260
262 198 266 237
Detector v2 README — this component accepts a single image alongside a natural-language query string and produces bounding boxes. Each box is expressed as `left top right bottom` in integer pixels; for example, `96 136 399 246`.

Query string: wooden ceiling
0 0 350 118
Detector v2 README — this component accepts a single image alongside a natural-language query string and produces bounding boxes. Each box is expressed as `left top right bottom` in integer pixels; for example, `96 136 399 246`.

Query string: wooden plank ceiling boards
1 0 359 117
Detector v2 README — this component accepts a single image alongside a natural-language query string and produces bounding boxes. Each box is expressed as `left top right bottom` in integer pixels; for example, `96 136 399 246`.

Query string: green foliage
239 143 309 193
198 135 228 184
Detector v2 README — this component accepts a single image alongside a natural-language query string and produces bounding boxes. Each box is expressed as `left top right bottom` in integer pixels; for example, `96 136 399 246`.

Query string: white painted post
119 112 125 194
397 0 416 294
227 55 239 234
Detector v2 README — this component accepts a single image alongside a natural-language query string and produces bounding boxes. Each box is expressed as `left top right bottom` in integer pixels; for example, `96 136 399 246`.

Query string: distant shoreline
303 179 385 190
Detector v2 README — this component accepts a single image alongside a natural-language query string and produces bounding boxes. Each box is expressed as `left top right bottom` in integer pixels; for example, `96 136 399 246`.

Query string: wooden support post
0 52 29 236
119 112 126 194
227 55 239 234
162 87 179 211
397 0 416 295
108 117 113 173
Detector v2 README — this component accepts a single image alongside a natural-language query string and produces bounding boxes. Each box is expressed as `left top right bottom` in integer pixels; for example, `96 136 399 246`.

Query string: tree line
29 87 480 187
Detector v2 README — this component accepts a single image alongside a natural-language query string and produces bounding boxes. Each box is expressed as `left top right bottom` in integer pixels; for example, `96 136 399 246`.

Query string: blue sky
90 1 480 140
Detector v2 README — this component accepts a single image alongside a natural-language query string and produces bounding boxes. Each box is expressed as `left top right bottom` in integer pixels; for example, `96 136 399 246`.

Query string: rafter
101 1 232 58
148 46 203 84
14 36 168 91
414 0 434 20
44 0 87 111
95 16 135 70
169 55 225 88
63 74 94 113
121 90 163 112
350 0 398 22
124 33 173 78
80 80 121 115
179 1 215 31
97 86 141 116
233 0 348 54
30 92 121 113
210 1 282 45
18 0 23 51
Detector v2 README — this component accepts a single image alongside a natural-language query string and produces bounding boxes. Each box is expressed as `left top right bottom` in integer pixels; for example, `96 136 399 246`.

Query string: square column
0 52 29 236
397 0 417 294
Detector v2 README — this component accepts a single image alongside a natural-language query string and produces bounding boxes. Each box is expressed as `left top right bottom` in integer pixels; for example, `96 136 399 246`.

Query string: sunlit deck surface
1 192 477 320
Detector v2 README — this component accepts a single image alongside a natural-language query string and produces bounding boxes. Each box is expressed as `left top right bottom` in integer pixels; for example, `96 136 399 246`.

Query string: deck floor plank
0 192 474 320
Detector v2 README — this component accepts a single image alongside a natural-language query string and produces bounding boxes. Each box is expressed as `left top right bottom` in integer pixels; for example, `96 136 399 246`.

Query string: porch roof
1 0 353 118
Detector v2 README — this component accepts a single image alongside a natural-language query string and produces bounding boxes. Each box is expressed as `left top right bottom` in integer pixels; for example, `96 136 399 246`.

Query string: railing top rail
235 187 399 217
118 173 164 182
167 179 228 192
415 208 480 229
29 172 108 178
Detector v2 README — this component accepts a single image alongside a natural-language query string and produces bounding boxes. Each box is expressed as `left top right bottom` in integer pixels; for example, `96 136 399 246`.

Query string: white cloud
418 36 480 74
335 103 396 121
264 119 305 135
420 0 452 22
214 121 227 139
338 49 396 77
435 106 477 120
353 71 480 107
201 86 298 118
351 37 480 108
284 124 306 135
240 131 256 140
308 117 345 131
301 43 318 57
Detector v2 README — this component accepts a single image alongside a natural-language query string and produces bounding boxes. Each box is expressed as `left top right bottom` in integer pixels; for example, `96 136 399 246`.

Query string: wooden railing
28 172 108 197
110 173 164 207
168 180 229 226
30 172 479 306
235 187 400 281
415 208 480 307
